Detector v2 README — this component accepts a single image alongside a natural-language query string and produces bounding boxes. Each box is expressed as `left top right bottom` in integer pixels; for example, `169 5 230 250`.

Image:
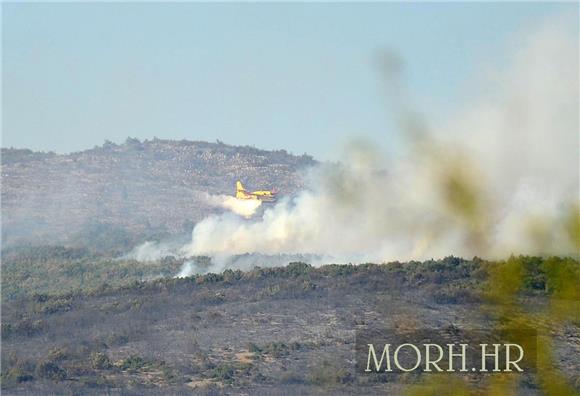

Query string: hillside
1 139 315 251
1 257 578 395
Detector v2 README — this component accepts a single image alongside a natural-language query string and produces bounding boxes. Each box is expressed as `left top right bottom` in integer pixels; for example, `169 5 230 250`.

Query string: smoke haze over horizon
163 16 578 273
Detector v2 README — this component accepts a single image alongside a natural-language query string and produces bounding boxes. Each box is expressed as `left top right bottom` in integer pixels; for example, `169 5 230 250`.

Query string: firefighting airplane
235 181 277 202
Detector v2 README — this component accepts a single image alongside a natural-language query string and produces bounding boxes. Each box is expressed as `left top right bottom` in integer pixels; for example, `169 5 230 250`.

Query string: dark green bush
35 361 66 381
1 323 12 339
248 342 261 354
286 262 312 277
118 355 146 371
1 367 34 386
14 319 46 337
210 363 235 383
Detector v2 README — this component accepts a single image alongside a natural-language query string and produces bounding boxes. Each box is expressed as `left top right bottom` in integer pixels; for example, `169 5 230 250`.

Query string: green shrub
302 279 317 291
264 342 289 358
319 264 357 277
35 298 72 315
247 341 300 357
223 269 243 283
161 366 181 383
1 367 34 385
47 347 68 362
1 323 12 339
14 319 46 337
210 363 235 383
196 273 224 284
286 262 312 277
118 355 146 371
248 342 261 354
308 361 352 386
35 361 66 381
90 352 112 369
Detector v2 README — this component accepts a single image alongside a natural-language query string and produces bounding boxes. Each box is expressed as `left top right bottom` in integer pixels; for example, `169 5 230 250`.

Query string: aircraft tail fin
236 181 245 192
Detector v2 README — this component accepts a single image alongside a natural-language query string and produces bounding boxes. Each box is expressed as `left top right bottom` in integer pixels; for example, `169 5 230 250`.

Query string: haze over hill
1 139 315 251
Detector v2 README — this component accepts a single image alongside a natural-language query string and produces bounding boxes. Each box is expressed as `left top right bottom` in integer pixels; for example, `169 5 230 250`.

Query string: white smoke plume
179 16 578 263
125 240 180 261
174 253 324 278
199 192 262 218
175 261 195 278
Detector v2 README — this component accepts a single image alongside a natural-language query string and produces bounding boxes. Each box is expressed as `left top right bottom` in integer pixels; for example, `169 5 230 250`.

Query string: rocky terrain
1 139 315 250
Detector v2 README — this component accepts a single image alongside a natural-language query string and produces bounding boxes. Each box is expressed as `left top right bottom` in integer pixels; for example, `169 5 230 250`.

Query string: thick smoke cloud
125 240 183 262
179 17 578 264
128 16 578 275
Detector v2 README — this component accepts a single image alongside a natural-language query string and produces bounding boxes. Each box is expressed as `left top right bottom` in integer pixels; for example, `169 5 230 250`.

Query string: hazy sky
2 2 576 160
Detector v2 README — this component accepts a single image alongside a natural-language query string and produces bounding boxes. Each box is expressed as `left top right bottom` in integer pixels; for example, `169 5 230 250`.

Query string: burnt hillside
1 257 578 395
1 139 315 248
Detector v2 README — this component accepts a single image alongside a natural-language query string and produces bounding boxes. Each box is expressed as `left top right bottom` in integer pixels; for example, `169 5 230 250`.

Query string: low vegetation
1 251 578 395
1 245 183 300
